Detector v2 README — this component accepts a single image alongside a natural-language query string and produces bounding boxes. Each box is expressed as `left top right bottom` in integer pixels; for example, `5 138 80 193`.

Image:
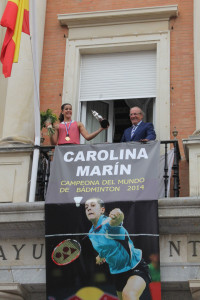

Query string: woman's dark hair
96 198 105 208
59 103 72 122
85 198 105 208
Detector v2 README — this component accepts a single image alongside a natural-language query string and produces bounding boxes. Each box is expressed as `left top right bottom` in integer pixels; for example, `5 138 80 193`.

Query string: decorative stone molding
0 202 44 239
0 283 26 300
0 146 33 203
0 293 23 300
189 280 200 300
58 6 178 141
0 137 34 146
192 129 200 136
58 5 178 28
158 197 200 233
182 138 200 196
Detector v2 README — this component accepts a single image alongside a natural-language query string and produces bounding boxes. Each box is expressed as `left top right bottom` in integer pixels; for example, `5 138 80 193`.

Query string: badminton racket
51 217 111 266
52 239 81 266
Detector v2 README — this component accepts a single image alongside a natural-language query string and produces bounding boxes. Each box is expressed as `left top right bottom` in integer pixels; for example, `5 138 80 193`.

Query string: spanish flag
0 0 30 78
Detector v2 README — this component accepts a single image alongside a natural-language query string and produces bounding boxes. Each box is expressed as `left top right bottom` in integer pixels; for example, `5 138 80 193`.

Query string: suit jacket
120 121 156 142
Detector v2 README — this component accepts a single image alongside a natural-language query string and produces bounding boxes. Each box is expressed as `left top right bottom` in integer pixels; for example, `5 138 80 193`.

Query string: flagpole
28 0 41 202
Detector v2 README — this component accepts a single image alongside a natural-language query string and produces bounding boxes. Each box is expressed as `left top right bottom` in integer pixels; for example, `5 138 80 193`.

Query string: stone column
183 135 200 196
182 0 200 199
0 1 47 203
0 0 47 144
0 4 34 144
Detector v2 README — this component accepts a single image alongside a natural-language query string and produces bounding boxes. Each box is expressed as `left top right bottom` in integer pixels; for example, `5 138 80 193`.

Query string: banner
45 141 161 300
46 141 160 204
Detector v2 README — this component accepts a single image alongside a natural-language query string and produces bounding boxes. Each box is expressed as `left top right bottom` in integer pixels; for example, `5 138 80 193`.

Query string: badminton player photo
85 197 152 300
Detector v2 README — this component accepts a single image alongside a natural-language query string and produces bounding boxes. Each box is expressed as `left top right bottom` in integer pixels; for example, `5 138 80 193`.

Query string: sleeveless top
88 215 142 274
58 121 80 145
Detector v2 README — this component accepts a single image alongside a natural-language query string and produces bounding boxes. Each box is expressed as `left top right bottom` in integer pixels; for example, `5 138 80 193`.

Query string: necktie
131 125 137 138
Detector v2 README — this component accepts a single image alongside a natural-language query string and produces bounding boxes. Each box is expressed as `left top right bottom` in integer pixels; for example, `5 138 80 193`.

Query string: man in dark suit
121 106 156 142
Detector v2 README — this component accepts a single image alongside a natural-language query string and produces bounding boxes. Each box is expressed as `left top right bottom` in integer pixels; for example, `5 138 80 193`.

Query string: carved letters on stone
160 235 200 263
0 239 45 266
0 237 200 265
169 240 200 257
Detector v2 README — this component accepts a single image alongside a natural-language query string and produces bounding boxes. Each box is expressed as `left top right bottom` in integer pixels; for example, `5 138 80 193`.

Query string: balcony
0 140 180 203
35 140 181 202
1 140 200 300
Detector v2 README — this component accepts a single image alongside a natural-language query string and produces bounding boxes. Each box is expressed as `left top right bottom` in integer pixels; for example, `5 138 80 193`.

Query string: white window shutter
79 51 156 101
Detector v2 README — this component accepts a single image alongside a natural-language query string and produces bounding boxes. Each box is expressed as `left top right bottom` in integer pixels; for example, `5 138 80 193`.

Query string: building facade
0 0 200 299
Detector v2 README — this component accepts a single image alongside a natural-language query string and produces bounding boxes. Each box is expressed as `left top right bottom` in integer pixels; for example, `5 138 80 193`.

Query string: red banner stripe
0 37 15 77
0 1 18 31
22 9 30 35
1 29 12 62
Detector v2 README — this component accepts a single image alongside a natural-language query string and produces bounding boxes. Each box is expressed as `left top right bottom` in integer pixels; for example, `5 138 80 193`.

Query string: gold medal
64 121 72 142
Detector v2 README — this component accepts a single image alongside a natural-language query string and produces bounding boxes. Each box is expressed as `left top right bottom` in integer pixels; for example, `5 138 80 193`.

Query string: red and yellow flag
0 0 30 78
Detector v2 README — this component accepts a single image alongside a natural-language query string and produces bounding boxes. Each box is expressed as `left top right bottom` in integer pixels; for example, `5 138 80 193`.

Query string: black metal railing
35 146 55 202
35 141 181 201
160 140 181 198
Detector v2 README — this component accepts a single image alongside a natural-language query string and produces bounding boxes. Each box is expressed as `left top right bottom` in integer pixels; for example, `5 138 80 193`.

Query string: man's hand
109 208 124 226
96 255 106 265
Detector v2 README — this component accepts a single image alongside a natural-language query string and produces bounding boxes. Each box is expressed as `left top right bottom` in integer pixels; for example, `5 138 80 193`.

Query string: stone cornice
0 202 45 239
0 198 199 238
158 197 200 234
0 145 34 153
0 202 45 222
182 137 200 161
58 5 178 28
158 197 200 218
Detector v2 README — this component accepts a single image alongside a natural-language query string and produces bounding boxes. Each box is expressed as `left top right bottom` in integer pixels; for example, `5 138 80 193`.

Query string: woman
85 198 152 300
48 103 107 145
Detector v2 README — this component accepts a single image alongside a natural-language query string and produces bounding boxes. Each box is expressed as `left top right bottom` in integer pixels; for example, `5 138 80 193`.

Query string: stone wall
0 198 199 299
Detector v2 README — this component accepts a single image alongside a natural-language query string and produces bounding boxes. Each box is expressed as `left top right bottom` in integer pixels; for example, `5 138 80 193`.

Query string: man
121 106 156 142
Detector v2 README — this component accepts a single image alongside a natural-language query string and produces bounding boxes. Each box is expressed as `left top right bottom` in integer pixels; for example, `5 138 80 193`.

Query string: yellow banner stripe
12 0 24 62
24 0 29 11
9 0 19 6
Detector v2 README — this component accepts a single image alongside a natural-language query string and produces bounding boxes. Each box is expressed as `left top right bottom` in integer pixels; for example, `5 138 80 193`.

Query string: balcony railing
160 140 180 197
35 141 181 201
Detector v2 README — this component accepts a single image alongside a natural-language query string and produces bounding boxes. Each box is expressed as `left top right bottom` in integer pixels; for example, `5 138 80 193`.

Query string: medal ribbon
64 121 72 137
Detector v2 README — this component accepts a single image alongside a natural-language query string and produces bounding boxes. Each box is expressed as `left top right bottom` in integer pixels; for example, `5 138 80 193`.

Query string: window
59 5 178 141
79 51 156 143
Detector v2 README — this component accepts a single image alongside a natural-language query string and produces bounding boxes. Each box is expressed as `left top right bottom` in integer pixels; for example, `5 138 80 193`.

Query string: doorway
80 98 155 143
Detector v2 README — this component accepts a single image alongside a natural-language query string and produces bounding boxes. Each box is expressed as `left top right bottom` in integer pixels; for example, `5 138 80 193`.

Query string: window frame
58 5 178 141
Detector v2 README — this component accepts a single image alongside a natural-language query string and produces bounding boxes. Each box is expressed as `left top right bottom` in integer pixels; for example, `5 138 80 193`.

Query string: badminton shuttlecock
74 197 83 207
